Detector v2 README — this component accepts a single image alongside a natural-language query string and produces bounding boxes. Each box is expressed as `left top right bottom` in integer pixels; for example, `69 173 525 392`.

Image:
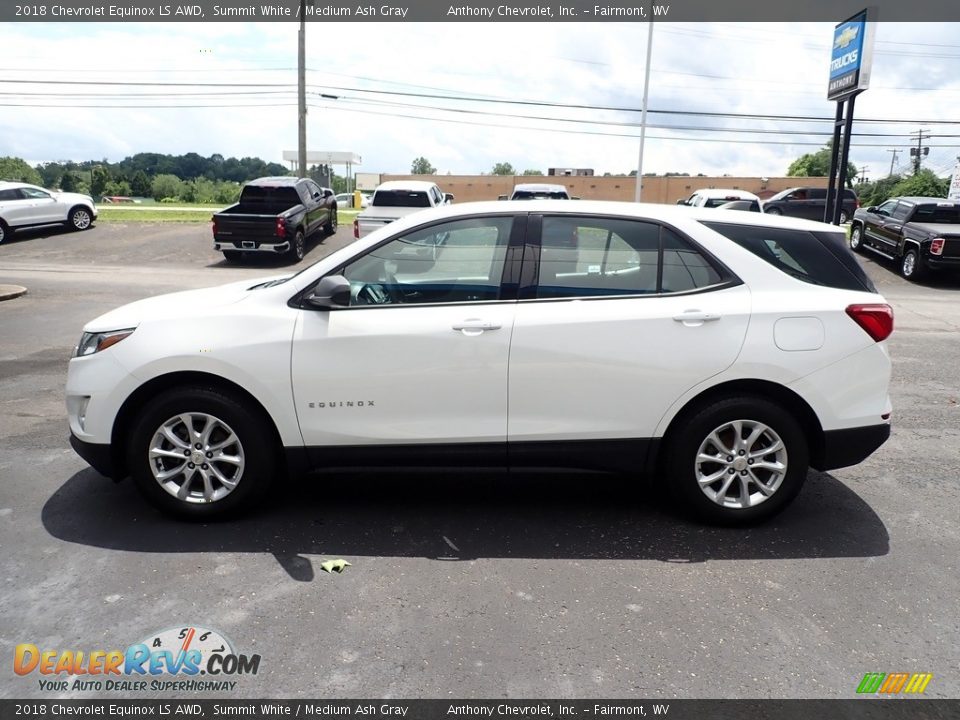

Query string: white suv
678 188 762 209
0 181 97 243
66 201 893 524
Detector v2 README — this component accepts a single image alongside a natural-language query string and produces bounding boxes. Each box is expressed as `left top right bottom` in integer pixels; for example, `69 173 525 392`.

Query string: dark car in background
763 187 859 224
212 177 337 263
716 199 764 213
850 196 960 281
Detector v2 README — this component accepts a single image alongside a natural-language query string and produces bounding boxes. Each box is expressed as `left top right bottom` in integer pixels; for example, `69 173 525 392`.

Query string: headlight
74 328 136 358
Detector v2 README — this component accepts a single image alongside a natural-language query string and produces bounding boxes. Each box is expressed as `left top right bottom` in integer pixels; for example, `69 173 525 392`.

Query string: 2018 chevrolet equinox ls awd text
67 201 893 524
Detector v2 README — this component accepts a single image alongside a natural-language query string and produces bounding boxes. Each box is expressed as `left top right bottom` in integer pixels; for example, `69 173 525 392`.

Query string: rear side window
536 216 727 298
702 221 877 292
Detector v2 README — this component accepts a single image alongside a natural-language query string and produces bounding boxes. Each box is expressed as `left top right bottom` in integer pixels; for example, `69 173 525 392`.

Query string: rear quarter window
701 221 877 293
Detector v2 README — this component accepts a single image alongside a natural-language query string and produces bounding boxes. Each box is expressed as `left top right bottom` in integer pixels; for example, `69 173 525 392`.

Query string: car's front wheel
128 386 276 519
838 209 849 224
0 220 9 244
849 224 864 252
900 247 927 282
68 206 93 231
666 396 808 525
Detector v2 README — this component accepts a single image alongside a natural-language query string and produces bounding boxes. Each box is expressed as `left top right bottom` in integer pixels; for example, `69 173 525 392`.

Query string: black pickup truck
850 196 960 281
212 176 337 263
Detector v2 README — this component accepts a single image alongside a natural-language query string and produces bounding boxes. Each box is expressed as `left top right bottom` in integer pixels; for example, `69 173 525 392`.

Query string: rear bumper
815 423 891 471
214 239 290 254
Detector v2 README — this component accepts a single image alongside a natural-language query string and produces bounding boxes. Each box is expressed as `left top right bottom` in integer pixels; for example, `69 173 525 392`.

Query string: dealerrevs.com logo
14 626 260 693
856 672 933 695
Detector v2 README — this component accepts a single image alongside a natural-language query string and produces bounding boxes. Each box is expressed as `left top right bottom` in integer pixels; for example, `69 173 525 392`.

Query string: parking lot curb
0 284 27 301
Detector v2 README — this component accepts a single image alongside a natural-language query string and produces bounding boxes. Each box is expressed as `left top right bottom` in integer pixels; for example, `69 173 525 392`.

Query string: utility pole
886 149 900 177
297 0 307 178
633 11 654 203
910 129 930 175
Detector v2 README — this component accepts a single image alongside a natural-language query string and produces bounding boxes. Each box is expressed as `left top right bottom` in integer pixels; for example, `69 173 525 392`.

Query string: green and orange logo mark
857 672 933 694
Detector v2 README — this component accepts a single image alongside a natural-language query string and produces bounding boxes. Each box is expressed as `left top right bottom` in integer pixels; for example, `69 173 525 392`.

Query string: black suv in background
763 187 859 224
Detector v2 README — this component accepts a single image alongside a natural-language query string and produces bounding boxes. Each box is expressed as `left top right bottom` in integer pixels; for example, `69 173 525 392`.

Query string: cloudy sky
2 19 959 181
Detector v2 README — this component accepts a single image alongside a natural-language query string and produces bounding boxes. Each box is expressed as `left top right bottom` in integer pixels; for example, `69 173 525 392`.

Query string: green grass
96 207 361 224
97 208 216 223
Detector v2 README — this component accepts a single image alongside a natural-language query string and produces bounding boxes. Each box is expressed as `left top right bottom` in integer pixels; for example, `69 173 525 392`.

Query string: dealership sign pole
824 8 876 224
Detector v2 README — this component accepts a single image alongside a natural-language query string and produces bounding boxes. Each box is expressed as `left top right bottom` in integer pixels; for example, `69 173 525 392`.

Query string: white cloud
1 20 958 180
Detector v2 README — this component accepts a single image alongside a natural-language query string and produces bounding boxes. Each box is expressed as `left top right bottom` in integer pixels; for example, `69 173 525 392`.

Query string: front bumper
69 433 121 480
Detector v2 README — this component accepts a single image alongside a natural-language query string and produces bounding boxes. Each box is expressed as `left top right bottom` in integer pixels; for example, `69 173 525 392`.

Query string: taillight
846 304 893 342
275 217 285 238
930 238 945 256
353 218 359 239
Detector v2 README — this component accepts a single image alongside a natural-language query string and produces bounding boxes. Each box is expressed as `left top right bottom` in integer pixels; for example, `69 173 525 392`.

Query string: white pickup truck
353 180 454 238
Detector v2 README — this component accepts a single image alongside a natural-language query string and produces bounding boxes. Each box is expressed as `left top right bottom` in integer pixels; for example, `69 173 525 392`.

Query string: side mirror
323 189 334 198
570 196 581 200
444 193 455 203
498 194 509 201
305 275 351 309
866 206 877 213
676 199 687 206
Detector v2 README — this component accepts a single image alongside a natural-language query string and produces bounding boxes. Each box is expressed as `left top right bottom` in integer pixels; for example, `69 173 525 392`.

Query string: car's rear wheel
849 224 864 252
288 229 305 263
223 250 243 262
666 396 808 525
900 247 927 282
838 209 849 224
0 220 8 244
128 386 275 520
68 206 93 231
765 207 782 216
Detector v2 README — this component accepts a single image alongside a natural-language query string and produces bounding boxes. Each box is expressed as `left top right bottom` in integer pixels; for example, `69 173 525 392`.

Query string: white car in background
335 192 370 209
0 181 97 243
678 188 763 209
67 201 892 525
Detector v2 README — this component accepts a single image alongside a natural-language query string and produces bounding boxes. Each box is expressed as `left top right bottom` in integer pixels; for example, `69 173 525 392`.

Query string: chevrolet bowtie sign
828 8 876 101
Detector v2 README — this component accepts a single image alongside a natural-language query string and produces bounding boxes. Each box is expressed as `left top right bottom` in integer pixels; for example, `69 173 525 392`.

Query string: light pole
634 7 654 202
297 0 308 178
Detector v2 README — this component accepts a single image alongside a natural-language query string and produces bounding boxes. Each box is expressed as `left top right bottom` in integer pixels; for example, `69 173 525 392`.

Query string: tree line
0 153 290 203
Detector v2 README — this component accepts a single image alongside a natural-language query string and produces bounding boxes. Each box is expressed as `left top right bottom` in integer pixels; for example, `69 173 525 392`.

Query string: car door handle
673 311 721 324
452 319 502 335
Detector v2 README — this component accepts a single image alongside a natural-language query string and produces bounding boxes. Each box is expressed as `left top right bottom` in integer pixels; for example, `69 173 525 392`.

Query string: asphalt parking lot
1 221 958 700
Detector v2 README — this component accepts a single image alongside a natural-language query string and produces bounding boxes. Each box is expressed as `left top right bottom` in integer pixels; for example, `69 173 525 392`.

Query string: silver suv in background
0 181 97 243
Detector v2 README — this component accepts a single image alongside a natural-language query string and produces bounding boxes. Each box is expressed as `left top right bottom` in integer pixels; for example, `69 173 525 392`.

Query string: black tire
849 224 864 253
68 206 94 231
323 209 338 236
665 396 808 525
288 229 305 263
899 247 927 282
0 219 8 244
838 209 849 224
765 207 782 216
127 386 276 520
222 250 244 263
